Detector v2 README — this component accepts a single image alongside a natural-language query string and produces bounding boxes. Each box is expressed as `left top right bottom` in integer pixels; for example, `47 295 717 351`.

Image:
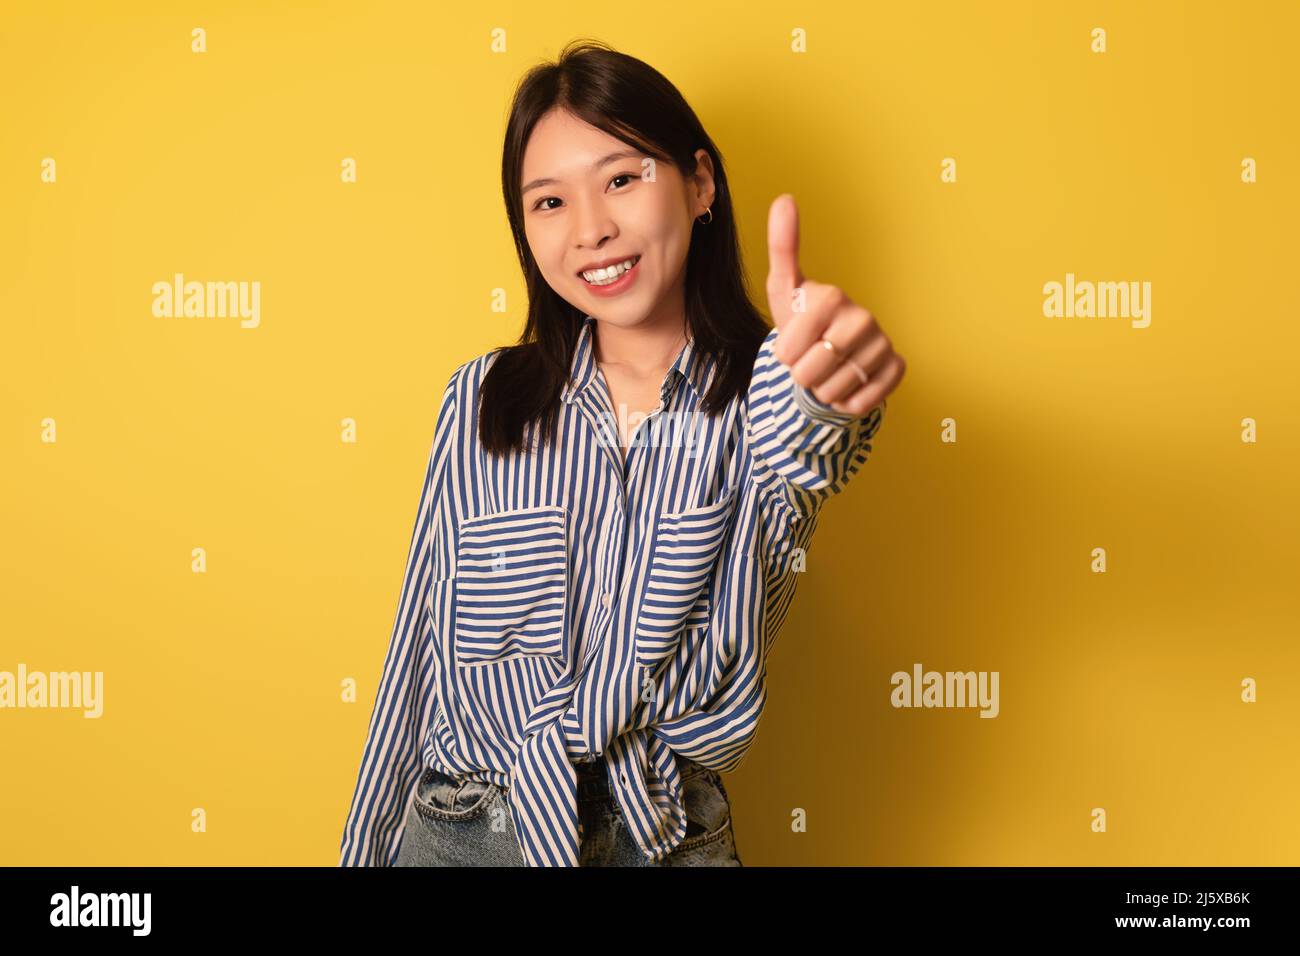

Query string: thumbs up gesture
765 194 905 417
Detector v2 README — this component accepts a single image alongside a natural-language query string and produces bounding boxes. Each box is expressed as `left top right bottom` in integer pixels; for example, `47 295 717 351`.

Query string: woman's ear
691 148 716 211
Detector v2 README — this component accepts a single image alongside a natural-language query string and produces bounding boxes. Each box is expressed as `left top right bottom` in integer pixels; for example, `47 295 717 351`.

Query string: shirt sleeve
746 326 887 523
338 370 459 866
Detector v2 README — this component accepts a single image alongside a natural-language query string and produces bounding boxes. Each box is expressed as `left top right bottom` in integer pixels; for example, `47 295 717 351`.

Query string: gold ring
821 337 869 385
844 357 870 386
819 337 844 360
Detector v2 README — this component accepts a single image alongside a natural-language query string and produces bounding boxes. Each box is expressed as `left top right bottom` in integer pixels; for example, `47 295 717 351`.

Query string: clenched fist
766 193 905 417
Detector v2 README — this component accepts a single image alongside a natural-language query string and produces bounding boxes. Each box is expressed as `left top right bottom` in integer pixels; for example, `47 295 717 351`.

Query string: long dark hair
480 38 771 457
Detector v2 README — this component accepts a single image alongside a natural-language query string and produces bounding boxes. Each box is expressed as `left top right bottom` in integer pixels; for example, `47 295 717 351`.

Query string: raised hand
765 193 905 416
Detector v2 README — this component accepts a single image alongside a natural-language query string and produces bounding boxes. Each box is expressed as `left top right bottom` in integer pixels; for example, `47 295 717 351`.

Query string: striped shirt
339 314 886 866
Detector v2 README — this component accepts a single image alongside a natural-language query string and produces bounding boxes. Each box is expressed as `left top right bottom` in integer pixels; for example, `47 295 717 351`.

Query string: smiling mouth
578 254 642 286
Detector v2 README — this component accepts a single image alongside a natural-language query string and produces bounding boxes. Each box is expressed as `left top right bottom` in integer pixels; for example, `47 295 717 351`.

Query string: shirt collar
560 313 715 406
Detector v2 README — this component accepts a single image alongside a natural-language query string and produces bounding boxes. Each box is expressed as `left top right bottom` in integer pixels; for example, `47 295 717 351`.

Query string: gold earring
696 207 713 225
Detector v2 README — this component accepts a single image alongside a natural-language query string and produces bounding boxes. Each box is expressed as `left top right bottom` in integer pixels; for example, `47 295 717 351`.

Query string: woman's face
520 107 713 331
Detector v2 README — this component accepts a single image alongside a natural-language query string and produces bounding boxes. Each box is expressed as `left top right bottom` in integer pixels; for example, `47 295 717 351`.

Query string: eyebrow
521 148 644 195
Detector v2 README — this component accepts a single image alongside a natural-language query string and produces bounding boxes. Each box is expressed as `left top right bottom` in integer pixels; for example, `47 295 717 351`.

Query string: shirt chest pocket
453 504 569 666
634 485 737 669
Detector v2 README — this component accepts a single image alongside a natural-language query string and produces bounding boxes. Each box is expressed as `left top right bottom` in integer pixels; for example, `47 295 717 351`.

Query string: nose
572 194 618 252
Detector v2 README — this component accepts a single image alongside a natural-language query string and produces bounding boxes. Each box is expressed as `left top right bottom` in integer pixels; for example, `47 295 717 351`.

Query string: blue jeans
393 755 743 866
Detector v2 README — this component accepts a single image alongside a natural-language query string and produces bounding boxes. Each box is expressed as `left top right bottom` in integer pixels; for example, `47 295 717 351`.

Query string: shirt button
601 591 612 607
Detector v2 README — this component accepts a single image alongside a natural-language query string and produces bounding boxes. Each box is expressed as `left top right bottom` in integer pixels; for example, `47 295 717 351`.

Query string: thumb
766 193 804 328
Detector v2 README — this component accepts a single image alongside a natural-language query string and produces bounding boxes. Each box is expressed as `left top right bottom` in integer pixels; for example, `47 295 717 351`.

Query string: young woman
340 39 905 867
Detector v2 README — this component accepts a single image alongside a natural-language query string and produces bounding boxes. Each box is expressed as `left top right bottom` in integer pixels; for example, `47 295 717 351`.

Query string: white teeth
582 256 640 285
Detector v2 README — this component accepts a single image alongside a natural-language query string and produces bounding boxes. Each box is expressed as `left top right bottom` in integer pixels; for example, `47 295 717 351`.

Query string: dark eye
531 172 635 212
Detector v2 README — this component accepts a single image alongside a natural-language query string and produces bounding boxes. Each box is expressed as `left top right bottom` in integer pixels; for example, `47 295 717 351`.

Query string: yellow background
2 0 1296 865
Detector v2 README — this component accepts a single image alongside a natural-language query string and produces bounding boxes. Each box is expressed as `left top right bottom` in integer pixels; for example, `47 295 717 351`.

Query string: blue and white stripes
339 314 886 866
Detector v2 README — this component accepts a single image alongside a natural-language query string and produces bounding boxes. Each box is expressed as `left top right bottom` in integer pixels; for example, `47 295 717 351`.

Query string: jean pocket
634 484 737 668
411 766 502 823
672 769 734 853
453 504 569 666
